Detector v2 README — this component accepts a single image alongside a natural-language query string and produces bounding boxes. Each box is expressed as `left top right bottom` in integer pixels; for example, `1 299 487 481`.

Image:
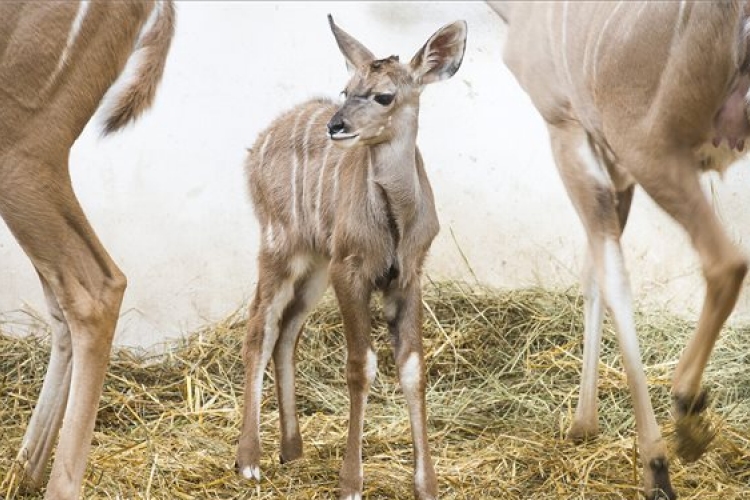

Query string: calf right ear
409 20 468 86
328 14 375 73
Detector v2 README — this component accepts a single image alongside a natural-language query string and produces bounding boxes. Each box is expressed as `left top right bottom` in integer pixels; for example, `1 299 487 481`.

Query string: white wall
3 1 750 348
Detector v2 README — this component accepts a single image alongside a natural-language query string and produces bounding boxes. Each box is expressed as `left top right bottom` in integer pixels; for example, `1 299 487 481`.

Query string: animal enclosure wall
2 1 750 348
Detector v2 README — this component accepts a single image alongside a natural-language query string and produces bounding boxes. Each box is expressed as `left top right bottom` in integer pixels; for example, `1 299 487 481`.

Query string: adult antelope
489 1 750 498
236 15 467 500
0 1 174 498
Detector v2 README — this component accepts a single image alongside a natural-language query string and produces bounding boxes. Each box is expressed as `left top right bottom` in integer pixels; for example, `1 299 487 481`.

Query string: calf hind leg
236 253 317 480
273 261 328 464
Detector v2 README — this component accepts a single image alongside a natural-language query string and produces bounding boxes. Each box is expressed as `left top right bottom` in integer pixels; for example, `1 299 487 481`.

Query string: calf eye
373 93 395 106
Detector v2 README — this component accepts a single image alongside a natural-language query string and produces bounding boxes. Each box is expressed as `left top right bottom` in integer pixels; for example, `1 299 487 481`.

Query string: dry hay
1 282 749 499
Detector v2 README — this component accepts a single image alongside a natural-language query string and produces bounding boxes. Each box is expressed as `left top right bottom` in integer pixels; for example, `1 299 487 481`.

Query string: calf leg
273 261 328 464
384 280 437 500
548 125 674 500
237 252 313 480
330 260 375 500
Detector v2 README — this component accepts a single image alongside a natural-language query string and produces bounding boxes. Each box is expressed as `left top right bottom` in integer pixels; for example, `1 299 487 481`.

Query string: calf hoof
279 435 304 464
339 492 362 500
235 460 261 481
567 422 599 444
339 475 364 500
646 458 676 500
14 448 43 492
672 389 715 463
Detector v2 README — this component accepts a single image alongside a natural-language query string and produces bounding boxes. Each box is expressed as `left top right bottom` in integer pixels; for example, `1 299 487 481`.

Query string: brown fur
237 16 467 500
0 2 174 498
494 2 750 499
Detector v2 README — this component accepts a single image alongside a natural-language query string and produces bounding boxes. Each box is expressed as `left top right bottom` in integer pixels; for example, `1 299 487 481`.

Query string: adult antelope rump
490 1 750 499
0 1 174 498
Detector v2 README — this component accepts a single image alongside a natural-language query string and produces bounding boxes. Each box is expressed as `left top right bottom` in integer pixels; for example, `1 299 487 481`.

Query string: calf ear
328 14 375 73
409 20 467 86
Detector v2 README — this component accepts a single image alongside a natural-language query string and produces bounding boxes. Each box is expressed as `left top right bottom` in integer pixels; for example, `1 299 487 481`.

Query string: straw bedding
1 283 749 499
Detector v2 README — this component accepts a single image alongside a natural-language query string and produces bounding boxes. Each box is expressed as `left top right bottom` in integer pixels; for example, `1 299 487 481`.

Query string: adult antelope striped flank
490 1 750 498
236 15 467 500
0 1 174 498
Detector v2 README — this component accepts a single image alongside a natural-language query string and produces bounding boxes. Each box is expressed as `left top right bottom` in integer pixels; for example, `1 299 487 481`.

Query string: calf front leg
384 279 437 500
273 262 328 464
330 260 376 500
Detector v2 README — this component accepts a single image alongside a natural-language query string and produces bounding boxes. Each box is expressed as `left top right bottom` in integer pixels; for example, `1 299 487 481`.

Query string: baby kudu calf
236 15 467 500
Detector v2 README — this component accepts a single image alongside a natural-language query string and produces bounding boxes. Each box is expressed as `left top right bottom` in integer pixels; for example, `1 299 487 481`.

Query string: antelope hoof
672 389 709 418
672 389 715 463
645 457 676 500
235 460 261 482
279 435 304 464
566 421 599 444
340 492 363 500
279 450 303 465
15 449 43 491
414 491 437 500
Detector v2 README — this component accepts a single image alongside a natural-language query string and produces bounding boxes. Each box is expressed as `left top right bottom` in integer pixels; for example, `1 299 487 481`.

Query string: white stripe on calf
290 109 307 229
258 133 273 169
315 141 333 241
302 108 329 205
331 153 345 212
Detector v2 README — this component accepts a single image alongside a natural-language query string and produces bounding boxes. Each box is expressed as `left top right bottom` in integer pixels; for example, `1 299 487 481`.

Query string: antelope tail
102 0 176 135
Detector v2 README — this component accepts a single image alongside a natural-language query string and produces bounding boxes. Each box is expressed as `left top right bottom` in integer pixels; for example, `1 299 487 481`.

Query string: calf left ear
409 20 467 86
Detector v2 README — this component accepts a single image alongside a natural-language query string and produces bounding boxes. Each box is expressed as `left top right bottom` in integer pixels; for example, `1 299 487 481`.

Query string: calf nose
327 115 346 137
